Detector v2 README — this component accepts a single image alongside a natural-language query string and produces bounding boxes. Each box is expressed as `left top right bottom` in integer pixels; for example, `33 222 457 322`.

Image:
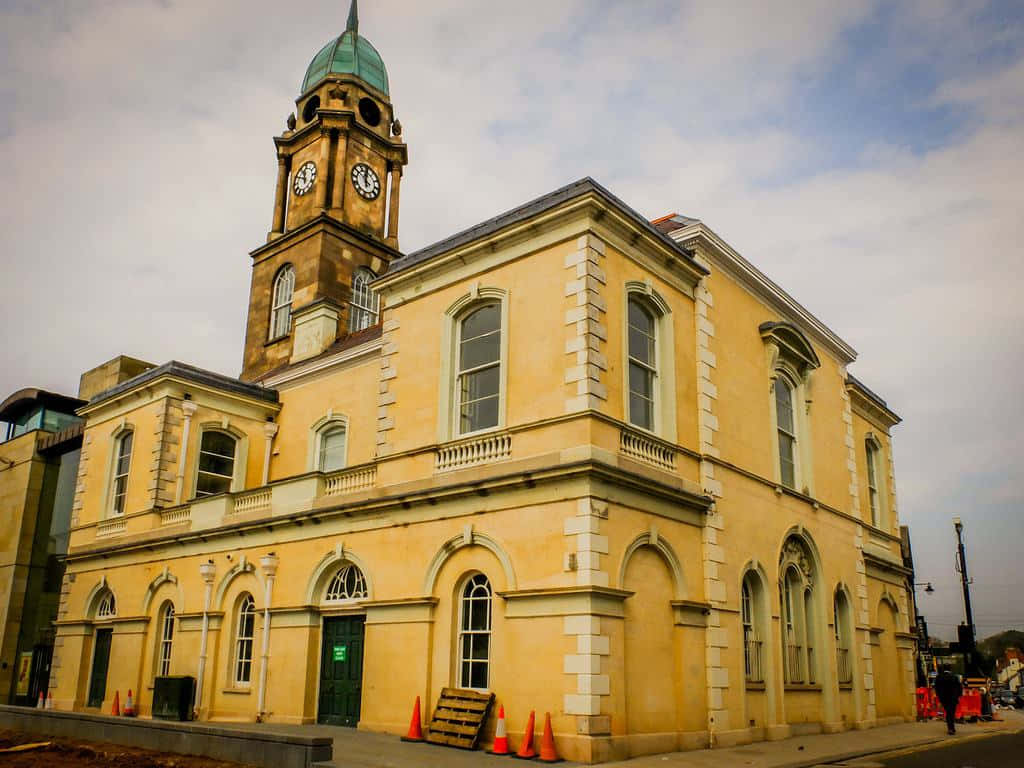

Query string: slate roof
86 361 279 408
386 178 708 277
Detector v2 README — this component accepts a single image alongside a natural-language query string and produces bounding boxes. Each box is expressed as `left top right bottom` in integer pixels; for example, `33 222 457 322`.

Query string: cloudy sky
2 0 1022 640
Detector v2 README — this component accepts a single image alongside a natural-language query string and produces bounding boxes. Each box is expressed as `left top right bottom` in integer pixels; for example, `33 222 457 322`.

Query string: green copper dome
301 1 389 96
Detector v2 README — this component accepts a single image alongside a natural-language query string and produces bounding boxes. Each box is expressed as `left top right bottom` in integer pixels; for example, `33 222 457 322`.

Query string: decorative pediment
760 321 820 372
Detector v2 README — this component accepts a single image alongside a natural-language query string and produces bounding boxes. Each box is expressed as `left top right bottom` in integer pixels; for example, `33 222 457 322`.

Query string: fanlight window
349 268 380 332
97 591 116 618
325 564 368 602
270 265 295 339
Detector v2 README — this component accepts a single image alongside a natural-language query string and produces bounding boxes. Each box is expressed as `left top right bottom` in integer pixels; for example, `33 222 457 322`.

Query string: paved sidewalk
603 711 1024 768
224 711 1024 767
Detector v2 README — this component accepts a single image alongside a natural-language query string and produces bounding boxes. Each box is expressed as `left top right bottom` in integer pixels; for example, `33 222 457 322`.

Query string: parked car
995 689 1017 708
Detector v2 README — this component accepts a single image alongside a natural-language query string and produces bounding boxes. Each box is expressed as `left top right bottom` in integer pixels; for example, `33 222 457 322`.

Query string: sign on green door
333 644 347 662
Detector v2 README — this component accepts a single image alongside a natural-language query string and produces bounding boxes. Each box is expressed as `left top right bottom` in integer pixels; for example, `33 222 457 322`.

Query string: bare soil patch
0 729 254 768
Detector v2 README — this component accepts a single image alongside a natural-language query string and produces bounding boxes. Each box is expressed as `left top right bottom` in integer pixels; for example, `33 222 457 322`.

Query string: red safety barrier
954 689 982 721
916 687 941 720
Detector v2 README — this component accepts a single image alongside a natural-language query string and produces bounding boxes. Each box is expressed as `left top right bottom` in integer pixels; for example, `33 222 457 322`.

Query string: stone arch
213 558 263 611
423 530 516 595
618 531 687 600
141 567 184 615
740 559 779 727
305 544 375 604
83 577 116 620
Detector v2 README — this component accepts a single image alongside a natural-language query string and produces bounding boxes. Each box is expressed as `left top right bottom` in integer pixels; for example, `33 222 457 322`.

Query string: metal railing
744 638 764 683
785 643 804 684
837 647 853 684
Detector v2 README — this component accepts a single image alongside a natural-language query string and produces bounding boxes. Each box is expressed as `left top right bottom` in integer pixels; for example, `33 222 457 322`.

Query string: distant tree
979 630 1024 660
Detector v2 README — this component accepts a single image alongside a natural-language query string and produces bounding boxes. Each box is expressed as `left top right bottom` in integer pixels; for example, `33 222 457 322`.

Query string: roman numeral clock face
292 161 317 196
351 163 381 200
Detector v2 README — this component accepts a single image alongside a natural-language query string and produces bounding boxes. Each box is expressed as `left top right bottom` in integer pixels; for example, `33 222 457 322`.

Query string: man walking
934 665 963 735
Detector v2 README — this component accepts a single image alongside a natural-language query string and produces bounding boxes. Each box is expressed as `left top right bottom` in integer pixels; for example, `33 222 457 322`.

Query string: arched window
157 602 175 677
834 591 852 684
803 587 816 684
270 265 295 339
325 564 367 602
457 574 492 690
97 590 116 619
233 594 256 686
456 304 501 435
111 430 133 515
741 575 763 683
196 430 237 497
349 267 380 332
627 297 657 430
775 377 797 489
318 425 347 472
866 440 881 527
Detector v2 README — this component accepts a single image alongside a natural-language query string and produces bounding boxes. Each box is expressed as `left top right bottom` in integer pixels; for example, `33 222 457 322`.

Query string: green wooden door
87 629 112 708
318 616 365 726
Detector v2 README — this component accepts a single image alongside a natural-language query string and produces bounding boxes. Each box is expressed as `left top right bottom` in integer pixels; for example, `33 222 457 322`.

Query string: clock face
351 163 381 200
292 161 317 197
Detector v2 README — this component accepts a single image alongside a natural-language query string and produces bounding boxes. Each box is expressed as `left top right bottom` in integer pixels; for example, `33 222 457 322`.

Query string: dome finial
346 0 359 35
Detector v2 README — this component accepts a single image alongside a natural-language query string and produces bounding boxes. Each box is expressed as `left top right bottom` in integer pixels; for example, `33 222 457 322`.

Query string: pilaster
564 234 608 413
376 312 399 455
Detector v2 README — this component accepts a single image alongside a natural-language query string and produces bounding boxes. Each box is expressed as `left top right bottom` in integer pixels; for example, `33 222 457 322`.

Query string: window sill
784 684 822 692
839 683 854 690
222 687 252 695
264 334 290 347
745 682 766 691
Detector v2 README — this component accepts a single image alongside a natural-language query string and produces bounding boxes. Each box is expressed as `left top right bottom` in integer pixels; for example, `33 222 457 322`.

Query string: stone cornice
249 213 403 264
668 222 857 365
847 379 901 430
261 336 383 389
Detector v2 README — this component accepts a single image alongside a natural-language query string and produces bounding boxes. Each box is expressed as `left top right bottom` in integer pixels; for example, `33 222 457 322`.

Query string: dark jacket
935 670 963 704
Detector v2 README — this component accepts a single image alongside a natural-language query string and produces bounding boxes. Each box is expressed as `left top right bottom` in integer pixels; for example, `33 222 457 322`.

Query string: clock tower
241 0 408 381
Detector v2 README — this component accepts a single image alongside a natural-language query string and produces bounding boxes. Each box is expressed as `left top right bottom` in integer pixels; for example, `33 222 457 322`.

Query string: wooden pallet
425 687 494 750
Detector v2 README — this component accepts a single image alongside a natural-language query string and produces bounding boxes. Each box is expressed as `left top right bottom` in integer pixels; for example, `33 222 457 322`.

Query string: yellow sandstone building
47 4 916 762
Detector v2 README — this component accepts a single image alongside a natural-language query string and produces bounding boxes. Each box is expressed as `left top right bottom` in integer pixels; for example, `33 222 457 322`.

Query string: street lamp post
953 517 978 676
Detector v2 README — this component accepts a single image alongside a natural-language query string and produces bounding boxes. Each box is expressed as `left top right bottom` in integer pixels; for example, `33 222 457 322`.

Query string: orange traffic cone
124 689 135 717
111 690 120 716
513 710 536 759
400 695 424 742
36 691 44 709
45 691 54 710
537 712 562 763
490 705 510 755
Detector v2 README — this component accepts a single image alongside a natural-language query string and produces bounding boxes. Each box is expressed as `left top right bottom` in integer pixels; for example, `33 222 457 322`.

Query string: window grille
270 265 295 339
325 564 367 602
349 268 380 332
457 574 492 690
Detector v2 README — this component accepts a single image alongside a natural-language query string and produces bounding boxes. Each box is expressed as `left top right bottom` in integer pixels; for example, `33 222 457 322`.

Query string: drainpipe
257 553 279 720
194 560 217 718
175 400 199 504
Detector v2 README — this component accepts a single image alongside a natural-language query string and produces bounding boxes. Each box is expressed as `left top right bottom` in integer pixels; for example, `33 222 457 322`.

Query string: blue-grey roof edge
386 177 709 277
85 361 279 408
